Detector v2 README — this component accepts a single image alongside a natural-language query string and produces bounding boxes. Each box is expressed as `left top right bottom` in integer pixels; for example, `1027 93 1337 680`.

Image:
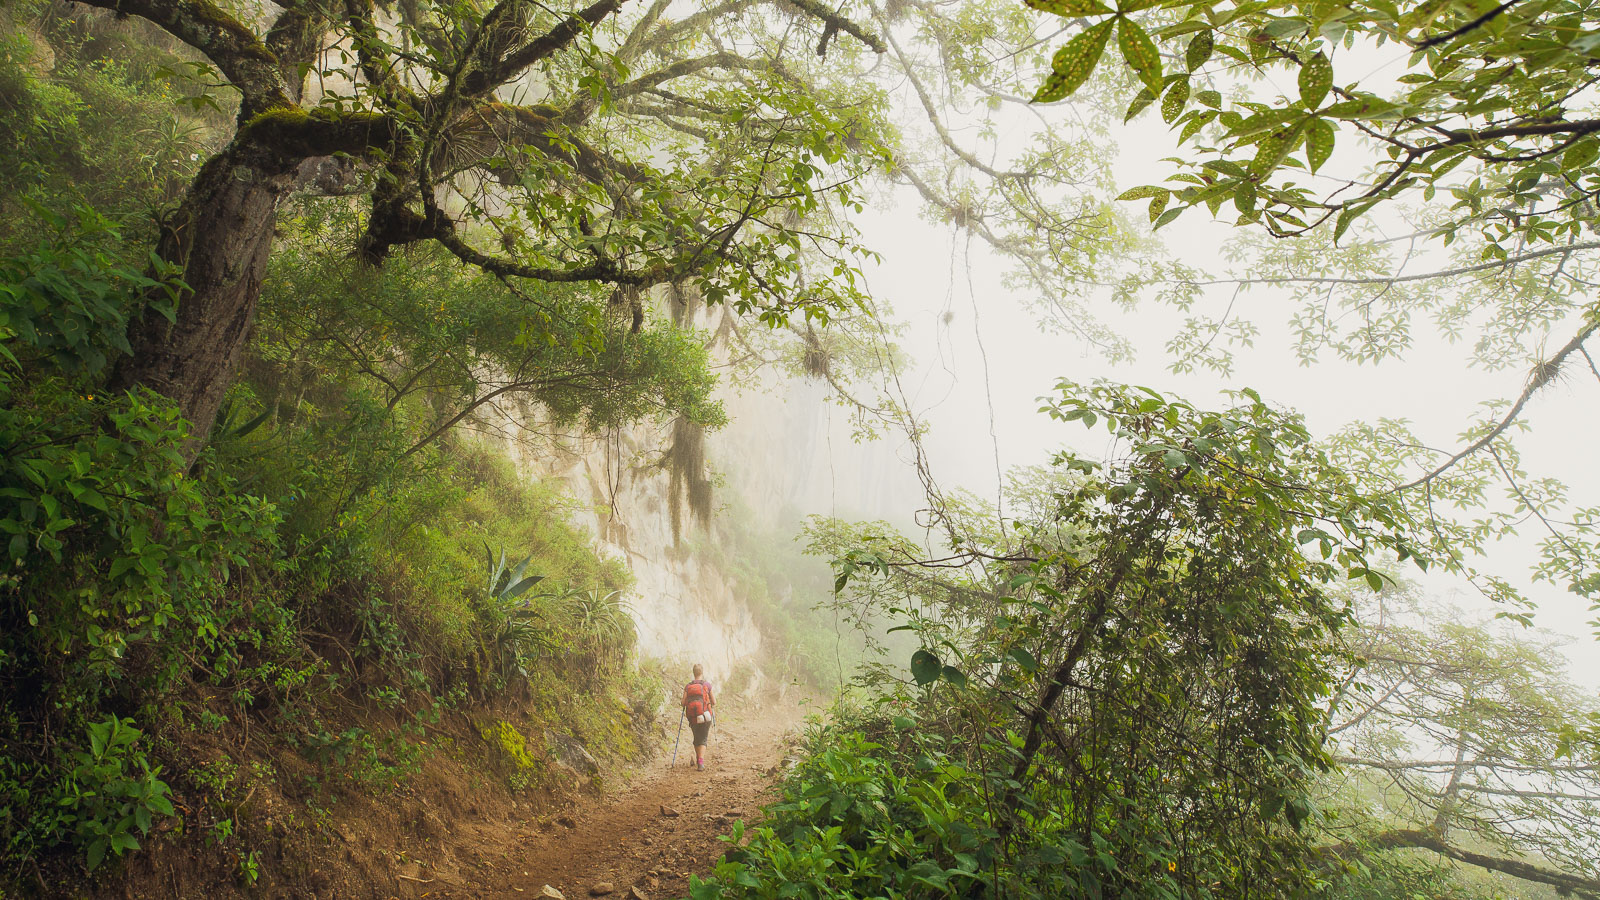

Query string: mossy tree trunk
108 145 290 448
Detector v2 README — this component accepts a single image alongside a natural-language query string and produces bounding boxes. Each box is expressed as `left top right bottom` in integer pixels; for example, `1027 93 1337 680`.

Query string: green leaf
1333 204 1362 242
1563 139 1599 172
1024 0 1113 15
1185 30 1213 70
1324 96 1397 119
1248 121 1307 178
940 665 968 687
1298 52 1332 109
1034 22 1115 103
1305 117 1335 173
1118 18 1164 93
1124 85 1158 122
1008 647 1039 672
1161 449 1187 468
1148 190 1170 222
1116 185 1167 201
910 649 942 685
1234 181 1257 214
1161 77 1190 123
1261 790 1283 818
86 838 107 871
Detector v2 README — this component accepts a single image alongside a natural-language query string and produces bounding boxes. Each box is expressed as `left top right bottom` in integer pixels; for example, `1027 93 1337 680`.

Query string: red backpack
684 681 710 721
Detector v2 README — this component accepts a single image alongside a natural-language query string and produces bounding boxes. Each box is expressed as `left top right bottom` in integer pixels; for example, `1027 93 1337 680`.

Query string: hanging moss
801 322 830 379
665 415 712 544
669 280 702 326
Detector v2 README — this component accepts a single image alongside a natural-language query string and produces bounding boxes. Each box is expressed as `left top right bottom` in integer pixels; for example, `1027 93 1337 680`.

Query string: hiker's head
692 663 703 679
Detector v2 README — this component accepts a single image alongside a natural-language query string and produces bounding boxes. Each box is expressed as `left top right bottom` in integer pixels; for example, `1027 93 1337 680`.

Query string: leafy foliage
482 547 549 681
0 12 218 224
1026 0 1600 247
701 381 1427 898
56 718 175 871
1017 0 1600 656
255 216 727 456
0 717 176 873
0 204 178 376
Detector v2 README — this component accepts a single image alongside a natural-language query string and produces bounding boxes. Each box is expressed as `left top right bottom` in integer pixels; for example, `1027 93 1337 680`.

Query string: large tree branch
342 0 416 104
460 0 632 98
615 0 673 63
1455 783 1600 803
647 0 758 47
1324 828 1600 898
437 101 650 206
420 203 677 287
263 3 331 101
237 107 404 170
611 52 765 101
783 0 885 52
885 28 1013 181
1337 754 1600 774
1438 118 1600 147
89 0 291 113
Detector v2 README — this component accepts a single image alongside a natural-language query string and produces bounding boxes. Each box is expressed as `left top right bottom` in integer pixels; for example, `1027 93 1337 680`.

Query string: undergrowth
0 18 676 887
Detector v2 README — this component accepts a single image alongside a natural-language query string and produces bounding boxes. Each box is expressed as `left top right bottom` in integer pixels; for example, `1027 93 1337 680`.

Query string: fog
839 151 1600 686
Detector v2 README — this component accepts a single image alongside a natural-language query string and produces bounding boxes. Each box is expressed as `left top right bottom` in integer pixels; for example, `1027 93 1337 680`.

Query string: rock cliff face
484 355 919 691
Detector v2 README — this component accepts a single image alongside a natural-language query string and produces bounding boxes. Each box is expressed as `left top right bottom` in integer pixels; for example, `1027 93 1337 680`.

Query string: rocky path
456 706 802 900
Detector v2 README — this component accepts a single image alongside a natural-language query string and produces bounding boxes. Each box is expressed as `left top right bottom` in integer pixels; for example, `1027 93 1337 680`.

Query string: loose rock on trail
445 707 802 900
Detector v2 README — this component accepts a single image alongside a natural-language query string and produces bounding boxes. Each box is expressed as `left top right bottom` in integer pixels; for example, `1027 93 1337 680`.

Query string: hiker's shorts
690 719 712 747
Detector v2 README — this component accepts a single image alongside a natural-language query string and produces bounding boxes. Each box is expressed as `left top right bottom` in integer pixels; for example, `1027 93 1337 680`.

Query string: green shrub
50 717 174 871
692 702 1188 900
692 714 997 899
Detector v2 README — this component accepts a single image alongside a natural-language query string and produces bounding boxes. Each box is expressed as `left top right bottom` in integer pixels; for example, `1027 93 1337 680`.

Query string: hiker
682 664 716 770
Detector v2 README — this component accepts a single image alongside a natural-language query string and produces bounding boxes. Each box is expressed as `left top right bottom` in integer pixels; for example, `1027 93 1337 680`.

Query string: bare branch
1397 314 1599 490
1322 828 1600 898
461 0 633 98
782 0 886 53
1185 241 1600 290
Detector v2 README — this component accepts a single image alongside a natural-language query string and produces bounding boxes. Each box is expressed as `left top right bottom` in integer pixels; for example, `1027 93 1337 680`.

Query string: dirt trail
455 705 802 900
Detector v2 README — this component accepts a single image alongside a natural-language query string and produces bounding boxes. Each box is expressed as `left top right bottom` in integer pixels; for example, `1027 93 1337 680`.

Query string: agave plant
482 545 549 680
555 588 637 662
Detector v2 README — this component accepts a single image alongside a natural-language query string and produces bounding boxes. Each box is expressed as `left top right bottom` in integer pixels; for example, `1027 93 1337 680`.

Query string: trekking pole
670 709 685 767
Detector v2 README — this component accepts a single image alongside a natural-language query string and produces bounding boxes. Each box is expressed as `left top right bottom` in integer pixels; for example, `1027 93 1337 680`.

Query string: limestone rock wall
481 319 922 691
